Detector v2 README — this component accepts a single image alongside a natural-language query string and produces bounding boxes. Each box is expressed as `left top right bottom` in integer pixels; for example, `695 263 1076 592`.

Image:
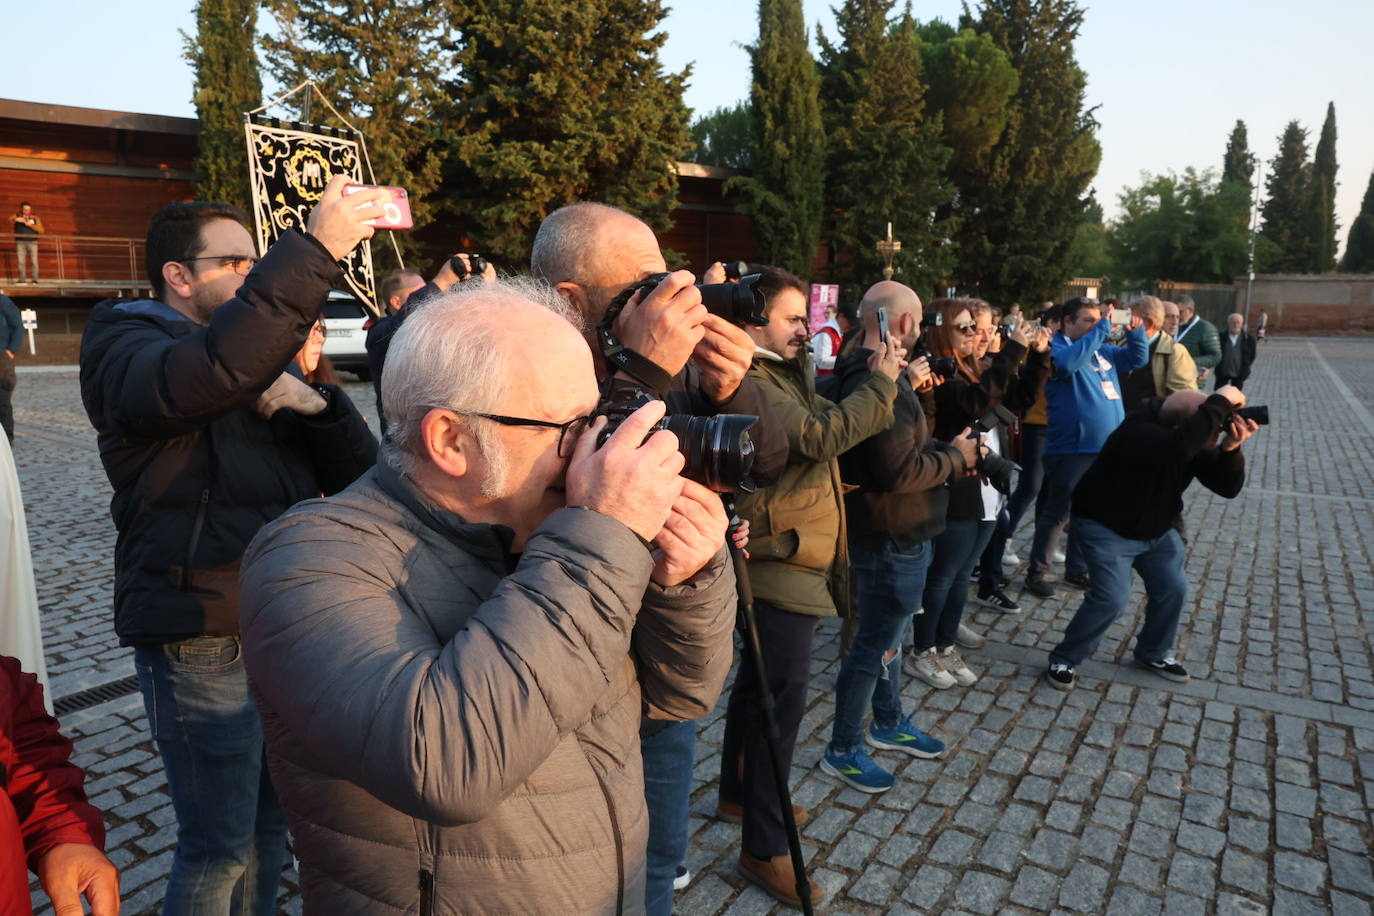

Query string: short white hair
381 277 582 478
530 201 634 286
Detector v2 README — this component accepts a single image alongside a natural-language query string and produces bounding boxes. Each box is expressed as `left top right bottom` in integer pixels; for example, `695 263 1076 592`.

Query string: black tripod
724 503 815 914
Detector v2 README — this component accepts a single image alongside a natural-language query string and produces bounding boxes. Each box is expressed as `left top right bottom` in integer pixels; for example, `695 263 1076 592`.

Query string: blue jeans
1005 422 1047 533
1028 452 1097 580
642 720 696 916
134 637 287 916
916 520 995 652
830 539 931 751
1049 517 1190 667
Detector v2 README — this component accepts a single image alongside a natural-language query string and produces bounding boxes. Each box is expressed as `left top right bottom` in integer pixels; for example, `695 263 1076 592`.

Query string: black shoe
1137 656 1190 683
1045 664 1076 691
974 587 1021 613
1064 570 1091 590
1024 576 1055 598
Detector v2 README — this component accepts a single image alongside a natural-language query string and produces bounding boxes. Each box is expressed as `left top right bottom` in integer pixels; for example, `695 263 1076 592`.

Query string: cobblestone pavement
16 339 1374 914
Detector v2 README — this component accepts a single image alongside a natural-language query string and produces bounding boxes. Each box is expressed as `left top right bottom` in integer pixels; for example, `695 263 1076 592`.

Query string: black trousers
0 351 15 442
1214 374 1246 391
719 598 816 859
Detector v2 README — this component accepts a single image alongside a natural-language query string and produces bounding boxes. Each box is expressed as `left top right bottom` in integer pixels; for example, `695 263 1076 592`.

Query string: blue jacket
0 295 21 353
1045 320 1148 455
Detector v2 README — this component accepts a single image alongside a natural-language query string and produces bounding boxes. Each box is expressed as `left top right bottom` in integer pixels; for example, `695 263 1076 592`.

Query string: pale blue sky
4 1 1371 255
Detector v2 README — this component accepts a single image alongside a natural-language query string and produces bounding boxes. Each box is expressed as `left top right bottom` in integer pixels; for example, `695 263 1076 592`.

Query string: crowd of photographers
4 182 1264 915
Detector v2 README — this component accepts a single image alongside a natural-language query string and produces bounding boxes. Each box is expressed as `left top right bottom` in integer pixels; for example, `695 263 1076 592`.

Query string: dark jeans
978 507 1011 592
915 520 995 652
0 351 14 442
1215 374 1246 391
830 539 931 752
1049 517 1189 667
642 720 696 915
134 636 288 915
1006 422 1047 534
719 599 816 859
1028 452 1097 581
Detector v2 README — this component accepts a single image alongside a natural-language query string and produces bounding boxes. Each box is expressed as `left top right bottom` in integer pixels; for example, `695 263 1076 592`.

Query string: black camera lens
662 413 758 493
698 274 768 327
722 260 748 281
927 356 960 379
1236 405 1269 425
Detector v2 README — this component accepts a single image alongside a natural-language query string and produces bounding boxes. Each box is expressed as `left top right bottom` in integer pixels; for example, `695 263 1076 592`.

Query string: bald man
821 281 977 794
1044 385 1258 691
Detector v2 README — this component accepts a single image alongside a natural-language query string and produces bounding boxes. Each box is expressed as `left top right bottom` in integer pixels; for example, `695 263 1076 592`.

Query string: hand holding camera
694 315 754 404
906 356 934 391
566 399 686 543
616 270 709 377
649 479 730 587
255 372 328 420
307 175 385 260
951 425 980 471
1215 384 1246 409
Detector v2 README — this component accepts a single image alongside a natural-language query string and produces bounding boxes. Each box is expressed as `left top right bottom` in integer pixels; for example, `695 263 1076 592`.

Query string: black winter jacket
79 230 378 646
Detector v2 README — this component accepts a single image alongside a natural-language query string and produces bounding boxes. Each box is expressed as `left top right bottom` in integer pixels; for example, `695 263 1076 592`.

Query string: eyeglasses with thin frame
446 410 595 458
180 255 259 276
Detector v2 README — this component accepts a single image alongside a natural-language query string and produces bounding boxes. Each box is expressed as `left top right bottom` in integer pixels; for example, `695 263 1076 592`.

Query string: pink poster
809 284 840 331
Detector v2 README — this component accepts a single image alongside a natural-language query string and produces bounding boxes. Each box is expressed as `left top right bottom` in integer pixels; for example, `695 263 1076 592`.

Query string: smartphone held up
343 183 413 230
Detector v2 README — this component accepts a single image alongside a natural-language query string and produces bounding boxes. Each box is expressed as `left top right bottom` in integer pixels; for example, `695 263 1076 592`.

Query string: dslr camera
967 406 1021 495
449 254 488 281
594 387 759 493
913 346 960 380
606 271 769 328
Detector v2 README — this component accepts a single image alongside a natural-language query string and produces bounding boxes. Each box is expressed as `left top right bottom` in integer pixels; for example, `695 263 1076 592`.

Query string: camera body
967 406 1021 495
1235 405 1269 425
622 272 768 328
595 387 759 493
450 254 488 281
913 346 959 380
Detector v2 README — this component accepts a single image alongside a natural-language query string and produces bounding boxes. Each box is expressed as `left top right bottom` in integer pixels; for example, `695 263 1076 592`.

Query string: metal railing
1 231 147 289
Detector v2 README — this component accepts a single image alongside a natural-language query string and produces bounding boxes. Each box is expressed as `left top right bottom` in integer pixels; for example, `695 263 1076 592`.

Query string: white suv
320 291 373 381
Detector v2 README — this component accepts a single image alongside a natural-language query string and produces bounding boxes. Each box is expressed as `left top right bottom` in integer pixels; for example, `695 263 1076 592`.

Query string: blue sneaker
819 745 894 794
866 716 946 759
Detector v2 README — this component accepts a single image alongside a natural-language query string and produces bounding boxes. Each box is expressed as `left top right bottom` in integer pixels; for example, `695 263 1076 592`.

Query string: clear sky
4 1 1371 257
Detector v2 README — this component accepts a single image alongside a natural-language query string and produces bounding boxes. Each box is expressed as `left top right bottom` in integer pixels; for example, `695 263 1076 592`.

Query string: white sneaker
939 646 979 686
908 648 956 689
955 623 986 649
673 866 691 890
1002 546 1020 566
1052 548 1067 564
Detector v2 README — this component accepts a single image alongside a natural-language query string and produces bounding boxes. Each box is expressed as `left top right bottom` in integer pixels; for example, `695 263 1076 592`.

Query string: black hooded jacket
79 229 377 646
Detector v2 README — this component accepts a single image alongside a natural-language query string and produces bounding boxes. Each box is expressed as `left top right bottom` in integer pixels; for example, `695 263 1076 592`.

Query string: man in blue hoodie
1025 297 1148 598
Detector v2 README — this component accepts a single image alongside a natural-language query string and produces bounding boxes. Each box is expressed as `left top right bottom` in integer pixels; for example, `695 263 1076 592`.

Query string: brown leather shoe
714 798 811 827
739 851 824 907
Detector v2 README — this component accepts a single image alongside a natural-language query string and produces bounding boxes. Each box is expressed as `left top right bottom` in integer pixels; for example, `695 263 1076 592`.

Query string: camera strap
597 283 674 398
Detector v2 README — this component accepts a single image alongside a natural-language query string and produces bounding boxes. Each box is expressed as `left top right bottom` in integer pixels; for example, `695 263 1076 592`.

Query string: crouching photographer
530 203 787 914
1044 386 1262 690
908 298 1050 689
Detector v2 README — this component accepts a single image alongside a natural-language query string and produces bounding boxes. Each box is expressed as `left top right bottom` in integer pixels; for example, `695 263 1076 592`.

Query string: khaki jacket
1152 333 1198 396
736 349 896 617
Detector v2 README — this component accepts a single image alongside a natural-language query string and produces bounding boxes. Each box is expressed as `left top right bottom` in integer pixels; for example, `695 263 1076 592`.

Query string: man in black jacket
0 292 20 441
820 281 976 794
78 176 381 915
1044 386 1259 691
1215 312 1258 390
530 201 788 915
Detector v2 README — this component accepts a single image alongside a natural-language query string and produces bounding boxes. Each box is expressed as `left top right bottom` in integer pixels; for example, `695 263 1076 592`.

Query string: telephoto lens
594 389 760 492
1236 405 1269 425
698 275 768 327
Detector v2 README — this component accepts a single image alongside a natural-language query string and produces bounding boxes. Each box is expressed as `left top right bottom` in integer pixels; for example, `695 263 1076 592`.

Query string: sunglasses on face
953 323 977 334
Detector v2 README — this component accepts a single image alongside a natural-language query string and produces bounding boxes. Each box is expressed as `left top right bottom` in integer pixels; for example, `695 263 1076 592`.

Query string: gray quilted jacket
238 461 737 914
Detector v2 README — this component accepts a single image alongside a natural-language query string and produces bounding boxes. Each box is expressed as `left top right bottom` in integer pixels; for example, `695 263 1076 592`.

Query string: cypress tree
1311 102 1339 272
1221 120 1254 189
184 0 261 211
817 2 953 297
1258 121 1314 273
261 0 450 268
439 0 691 266
728 0 826 278
1340 167 1374 273
950 0 1102 304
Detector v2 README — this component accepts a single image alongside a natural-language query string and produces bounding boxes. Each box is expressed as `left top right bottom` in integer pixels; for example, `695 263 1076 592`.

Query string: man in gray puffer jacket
238 279 738 914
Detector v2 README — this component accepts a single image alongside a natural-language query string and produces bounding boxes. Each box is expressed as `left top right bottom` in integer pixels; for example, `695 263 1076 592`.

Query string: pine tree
1258 120 1314 273
1221 120 1254 189
918 22 1019 188
949 0 1101 304
817 2 953 297
184 0 262 211
728 0 826 278
261 0 450 267
438 0 691 266
689 103 754 170
1310 102 1339 272
1341 167 1374 273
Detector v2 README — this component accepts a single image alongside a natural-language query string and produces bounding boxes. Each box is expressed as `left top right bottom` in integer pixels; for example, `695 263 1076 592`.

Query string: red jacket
1 656 105 912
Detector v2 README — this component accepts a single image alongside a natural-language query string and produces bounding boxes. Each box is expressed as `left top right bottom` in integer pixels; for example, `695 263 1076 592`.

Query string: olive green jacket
736 348 897 617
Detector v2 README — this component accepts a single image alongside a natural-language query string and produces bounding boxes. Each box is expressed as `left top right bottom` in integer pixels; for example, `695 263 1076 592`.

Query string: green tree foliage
1341 167 1374 273
1065 194 1111 279
728 0 826 278
949 0 1102 304
689 102 753 170
817 2 953 297
917 22 1019 187
1258 120 1314 273
1108 169 1250 287
184 0 262 211
1221 120 1254 189
261 0 450 267
1310 102 1339 272
438 1 691 266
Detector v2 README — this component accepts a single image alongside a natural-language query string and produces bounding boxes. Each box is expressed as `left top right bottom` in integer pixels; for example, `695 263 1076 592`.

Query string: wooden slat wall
1 168 194 237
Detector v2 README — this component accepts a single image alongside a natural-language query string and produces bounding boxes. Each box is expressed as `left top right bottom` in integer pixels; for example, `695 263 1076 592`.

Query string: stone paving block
955 871 1011 916
1274 850 1329 896
1220 847 1269 897
1107 886 1164 916
1060 860 1110 913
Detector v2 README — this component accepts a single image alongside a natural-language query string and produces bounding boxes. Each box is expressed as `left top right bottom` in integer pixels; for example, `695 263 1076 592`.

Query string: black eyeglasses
449 410 594 458
180 255 259 276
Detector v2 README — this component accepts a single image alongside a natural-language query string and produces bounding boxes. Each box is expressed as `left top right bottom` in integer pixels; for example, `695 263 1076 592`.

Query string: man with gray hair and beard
532 201 788 912
238 279 738 913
